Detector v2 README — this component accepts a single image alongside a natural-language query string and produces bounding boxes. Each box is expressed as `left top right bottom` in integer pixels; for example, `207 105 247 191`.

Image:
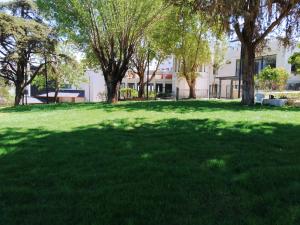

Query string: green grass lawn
0 100 300 225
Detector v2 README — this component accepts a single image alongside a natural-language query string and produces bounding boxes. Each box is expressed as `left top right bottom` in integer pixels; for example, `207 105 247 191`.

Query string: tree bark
54 87 59 103
106 81 120 103
138 81 145 98
241 44 256 105
188 79 196 99
138 71 146 98
14 83 23 106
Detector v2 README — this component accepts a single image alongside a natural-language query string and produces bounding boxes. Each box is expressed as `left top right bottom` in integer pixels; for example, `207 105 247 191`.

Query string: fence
97 88 211 101
176 89 209 99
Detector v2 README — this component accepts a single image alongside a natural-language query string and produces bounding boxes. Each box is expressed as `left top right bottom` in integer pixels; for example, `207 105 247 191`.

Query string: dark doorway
165 84 172 93
156 84 163 93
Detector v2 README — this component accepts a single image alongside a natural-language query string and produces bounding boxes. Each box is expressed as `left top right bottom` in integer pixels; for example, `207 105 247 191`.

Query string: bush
120 88 138 99
256 66 289 91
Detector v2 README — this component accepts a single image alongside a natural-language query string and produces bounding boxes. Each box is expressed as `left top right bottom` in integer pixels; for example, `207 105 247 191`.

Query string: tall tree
0 0 53 106
131 31 175 98
130 44 162 98
130 11 182 98
38 0 166 103
164 6 212 98
188 0 300 105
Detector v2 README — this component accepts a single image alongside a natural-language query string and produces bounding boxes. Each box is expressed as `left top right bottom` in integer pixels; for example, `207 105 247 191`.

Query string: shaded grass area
0 101 300 225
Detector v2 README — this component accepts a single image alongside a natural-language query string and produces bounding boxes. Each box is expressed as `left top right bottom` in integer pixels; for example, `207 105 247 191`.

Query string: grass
0 100 300 225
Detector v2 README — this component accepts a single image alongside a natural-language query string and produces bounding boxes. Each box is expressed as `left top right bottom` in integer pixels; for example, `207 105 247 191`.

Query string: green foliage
33 43 86 91
212 38 227 75
37 0 165 69
288 51 300 74
0 0 54 105
159 6 213 83
120 88 138 98
256 66 289 91
37 0 166 102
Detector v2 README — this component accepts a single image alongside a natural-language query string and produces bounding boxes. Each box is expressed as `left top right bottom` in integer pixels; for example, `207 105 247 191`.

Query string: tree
130 7 183 98
187 0 300 105
130 43 160 98
256 66 289 91
171 6 212 99
0 0 53 106
288 48 300 74
37 0 166 103
32 44 85 103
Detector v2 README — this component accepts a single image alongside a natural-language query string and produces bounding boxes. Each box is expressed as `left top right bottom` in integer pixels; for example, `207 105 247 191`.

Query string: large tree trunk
188 79 196 99
241 44 256 105
138 81 145 98
106 81 120 103
14 83 23 106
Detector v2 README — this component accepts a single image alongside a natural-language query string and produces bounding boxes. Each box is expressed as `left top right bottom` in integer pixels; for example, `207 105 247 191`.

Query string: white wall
80 70 106 102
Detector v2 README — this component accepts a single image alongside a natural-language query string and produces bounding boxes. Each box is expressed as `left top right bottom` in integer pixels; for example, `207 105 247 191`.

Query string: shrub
120 88 138 99
256 66 289 91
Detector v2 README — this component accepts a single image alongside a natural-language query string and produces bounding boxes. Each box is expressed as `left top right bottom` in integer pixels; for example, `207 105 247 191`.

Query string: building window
128 83 135 89
236 55 277 76
263 55 276 68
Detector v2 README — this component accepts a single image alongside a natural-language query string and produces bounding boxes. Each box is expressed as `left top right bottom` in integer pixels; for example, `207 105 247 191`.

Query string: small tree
0 0 54 106
172 7 212 99
32 44 85 103
38 0 166 103
256 66 289 91
130 43 162 98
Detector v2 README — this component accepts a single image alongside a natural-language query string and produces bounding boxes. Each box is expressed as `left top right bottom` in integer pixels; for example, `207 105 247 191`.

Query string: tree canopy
0 0 54 105
37 0 167 103
32 43 85 103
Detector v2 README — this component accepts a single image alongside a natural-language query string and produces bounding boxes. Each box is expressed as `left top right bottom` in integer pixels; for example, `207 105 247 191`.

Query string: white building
80 56 212 102
215 39 300 98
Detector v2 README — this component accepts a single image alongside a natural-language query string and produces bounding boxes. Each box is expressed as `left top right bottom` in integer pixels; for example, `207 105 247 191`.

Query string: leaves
0 0 55 105
256 66 289 91
288 51 300 74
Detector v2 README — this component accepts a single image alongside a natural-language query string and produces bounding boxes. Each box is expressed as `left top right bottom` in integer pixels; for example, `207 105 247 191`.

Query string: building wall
218 40 300 86
80 70 106 102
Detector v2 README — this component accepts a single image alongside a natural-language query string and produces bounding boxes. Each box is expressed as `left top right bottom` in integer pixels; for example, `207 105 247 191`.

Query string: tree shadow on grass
0 119 300 225
1 100 300 114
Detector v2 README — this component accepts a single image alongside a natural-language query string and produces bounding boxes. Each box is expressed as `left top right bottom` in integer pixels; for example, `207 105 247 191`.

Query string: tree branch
254 4 293 46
